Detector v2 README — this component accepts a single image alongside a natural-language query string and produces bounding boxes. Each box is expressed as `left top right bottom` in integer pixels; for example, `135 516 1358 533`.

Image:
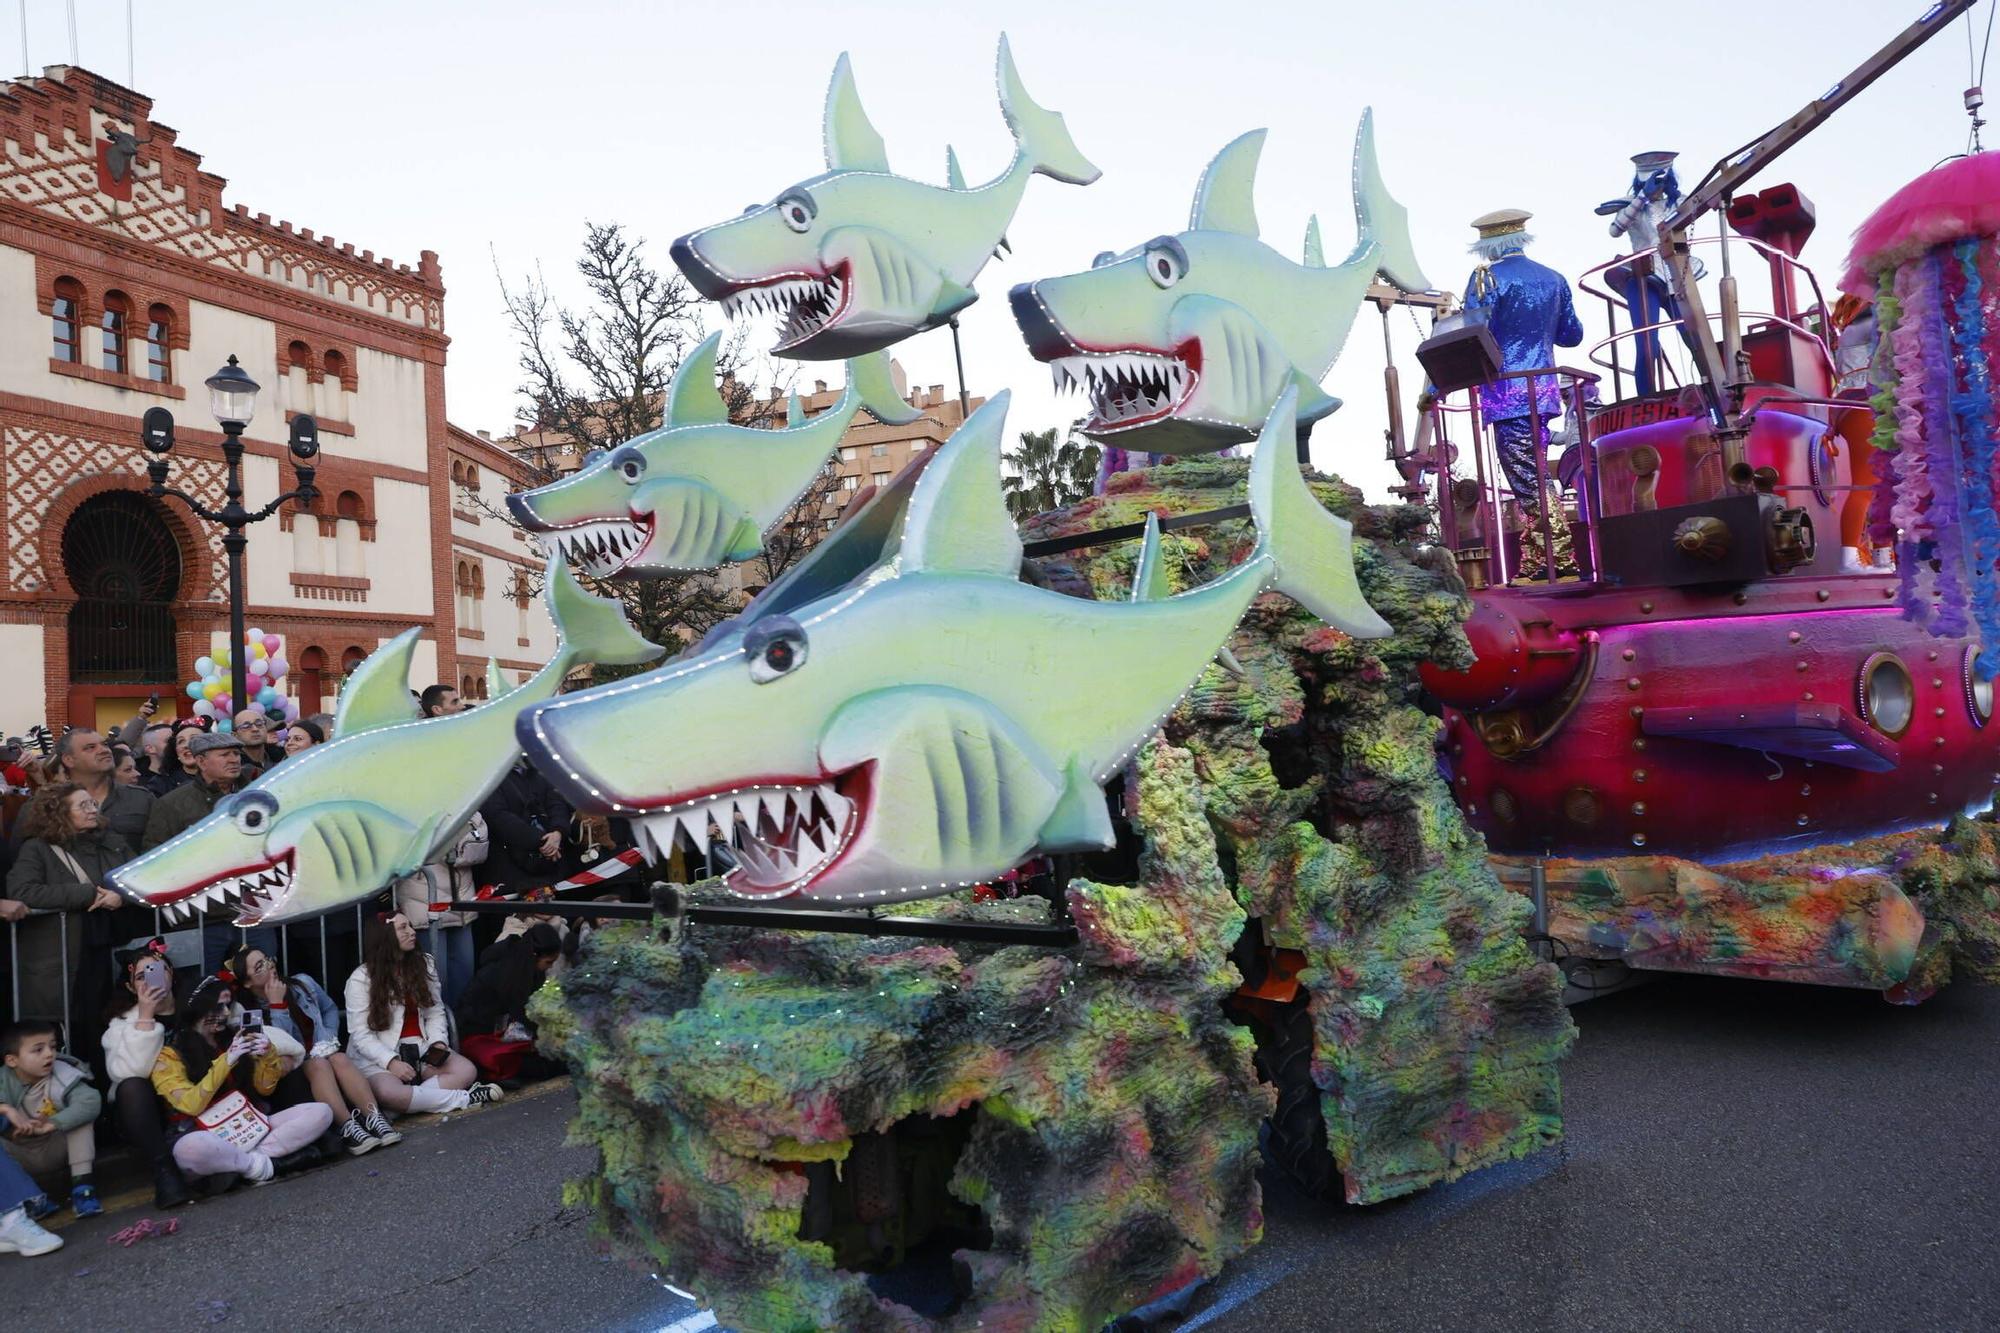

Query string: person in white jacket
344 912 501 1116
101 940 190 1208
392 812 489 1011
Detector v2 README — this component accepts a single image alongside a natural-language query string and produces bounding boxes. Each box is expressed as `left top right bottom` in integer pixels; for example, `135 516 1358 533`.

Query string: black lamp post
142 356 320 722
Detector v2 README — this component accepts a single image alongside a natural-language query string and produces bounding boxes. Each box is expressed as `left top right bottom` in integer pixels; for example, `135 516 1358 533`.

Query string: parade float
108 3 2000 1328
1413 0 2000 1002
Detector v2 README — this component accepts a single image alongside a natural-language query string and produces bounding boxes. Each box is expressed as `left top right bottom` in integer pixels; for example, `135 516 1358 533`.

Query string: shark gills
108 559 661 927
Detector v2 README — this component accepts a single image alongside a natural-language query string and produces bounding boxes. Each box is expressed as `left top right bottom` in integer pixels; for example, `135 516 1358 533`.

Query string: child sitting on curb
0 1021 103 1218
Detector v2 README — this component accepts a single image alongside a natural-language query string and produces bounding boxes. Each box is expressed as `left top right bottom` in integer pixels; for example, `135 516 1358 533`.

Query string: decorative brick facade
0 64 502 730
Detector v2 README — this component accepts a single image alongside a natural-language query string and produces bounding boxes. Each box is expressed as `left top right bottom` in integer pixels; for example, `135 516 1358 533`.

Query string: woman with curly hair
343 912 500 1117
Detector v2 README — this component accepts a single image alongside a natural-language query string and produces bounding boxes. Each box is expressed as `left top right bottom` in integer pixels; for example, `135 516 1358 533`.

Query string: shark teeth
629 781 854 896
718 273 846 344
538 517 648 577
158 858 296 927
1047 351 1192 428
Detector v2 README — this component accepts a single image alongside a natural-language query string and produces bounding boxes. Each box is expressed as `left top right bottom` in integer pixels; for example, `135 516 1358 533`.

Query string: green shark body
1009 112 1432 456
505 334 918 574
107 560 661 926
669 35 1099 359
518 387 1389 907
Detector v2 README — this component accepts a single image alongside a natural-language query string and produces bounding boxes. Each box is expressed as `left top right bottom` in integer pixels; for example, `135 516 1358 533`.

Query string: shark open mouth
1046 346 1197 433
149 853 296 927
626 770 866 898
536 514 653 578
717 266 850 350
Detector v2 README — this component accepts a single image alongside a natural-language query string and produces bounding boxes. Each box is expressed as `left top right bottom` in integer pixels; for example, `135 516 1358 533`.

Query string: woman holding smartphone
343 913 501 1117
103 941 189 1207
227 944 401 1156
150 976 333 1188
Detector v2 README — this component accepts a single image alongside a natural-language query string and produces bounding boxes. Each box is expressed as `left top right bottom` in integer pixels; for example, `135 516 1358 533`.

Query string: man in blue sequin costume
1466 209 1583 510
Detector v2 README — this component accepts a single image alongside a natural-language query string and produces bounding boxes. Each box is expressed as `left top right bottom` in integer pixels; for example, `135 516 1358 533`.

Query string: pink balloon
263 635 281 656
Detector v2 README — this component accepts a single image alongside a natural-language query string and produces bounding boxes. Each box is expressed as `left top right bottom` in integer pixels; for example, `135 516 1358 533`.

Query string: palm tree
1001 427 1101 519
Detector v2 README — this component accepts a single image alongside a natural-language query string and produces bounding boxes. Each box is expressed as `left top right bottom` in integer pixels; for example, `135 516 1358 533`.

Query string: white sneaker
243 1152 276 1186
0 1206 63 1257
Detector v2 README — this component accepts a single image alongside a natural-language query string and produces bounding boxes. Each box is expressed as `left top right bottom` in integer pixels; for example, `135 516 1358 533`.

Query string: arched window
341 645 366 674
101 291 129 374
334 491 364 578
514 568 532 641
322 349 346 385
63 491 182 682
297 646 327 716
145 304 173 383
463 465 480 492
51 277 83 363
287 340 312 373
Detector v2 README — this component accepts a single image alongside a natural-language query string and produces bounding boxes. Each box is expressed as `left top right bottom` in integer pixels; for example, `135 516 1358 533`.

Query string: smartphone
136 958 170 994
146 691 160 709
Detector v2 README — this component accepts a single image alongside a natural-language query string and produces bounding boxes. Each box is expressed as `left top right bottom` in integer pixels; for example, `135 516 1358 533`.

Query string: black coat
454 935 546 1037
476 764 577 895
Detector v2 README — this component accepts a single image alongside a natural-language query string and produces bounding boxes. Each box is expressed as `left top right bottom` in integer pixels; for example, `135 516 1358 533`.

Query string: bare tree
754 460 850 591
492 223 793 679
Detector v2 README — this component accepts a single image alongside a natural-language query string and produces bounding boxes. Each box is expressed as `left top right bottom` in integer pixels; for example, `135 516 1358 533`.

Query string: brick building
0 64 553 731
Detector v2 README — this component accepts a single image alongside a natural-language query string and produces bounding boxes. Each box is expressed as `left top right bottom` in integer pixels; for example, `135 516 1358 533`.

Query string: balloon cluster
184 629 296 732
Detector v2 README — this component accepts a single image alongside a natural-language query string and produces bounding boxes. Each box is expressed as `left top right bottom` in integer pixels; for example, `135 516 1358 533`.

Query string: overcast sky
14 0 1988 497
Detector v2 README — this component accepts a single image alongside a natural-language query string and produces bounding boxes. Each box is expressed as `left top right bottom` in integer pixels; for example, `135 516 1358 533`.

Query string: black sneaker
340 1112 379 1156
362 1107 403 1146
466 1082 505 1107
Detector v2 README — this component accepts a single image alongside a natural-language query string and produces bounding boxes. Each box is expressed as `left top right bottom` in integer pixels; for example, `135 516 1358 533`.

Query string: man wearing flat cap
142 731 247 852
1464 208 1583 570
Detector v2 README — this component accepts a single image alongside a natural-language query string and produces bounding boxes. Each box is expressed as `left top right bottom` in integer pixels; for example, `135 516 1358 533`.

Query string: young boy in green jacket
0 1021 103 1218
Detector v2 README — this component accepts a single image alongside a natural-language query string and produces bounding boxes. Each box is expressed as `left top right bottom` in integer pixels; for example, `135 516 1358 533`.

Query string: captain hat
1631 150 1679 170
1471 208 1532 239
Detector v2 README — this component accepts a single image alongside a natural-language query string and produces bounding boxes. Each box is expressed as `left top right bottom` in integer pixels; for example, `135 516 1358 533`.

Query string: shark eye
776 190 816 234
744 616 809 684
224 790 279 836
1143 237 1188 289
609 445 646 485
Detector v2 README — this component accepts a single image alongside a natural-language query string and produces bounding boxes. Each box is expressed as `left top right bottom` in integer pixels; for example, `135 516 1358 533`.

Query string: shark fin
1038 756 1116 853
1351 108 1430 292
1290 370 1343 425
945 144 966 190
1215 645 1247 679
786 393 804 429
824 52 890 173
902 391 1021 577
1249 388 1391 638
664 332 729 426
996 34 1100 185
1190 129 1265 237
841 351 921 426
724 515 765 564
931 274 978 322
1303 214 1325 268
1130 512 1172 602
333 628 421 737
485 659 511 700
545 556 665 669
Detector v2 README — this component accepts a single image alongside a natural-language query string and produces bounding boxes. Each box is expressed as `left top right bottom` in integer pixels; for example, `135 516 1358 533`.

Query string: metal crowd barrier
3 901 376 1053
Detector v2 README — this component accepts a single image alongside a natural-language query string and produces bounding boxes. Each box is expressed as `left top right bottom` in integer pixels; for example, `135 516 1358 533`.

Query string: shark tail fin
841 351 921 427
1249 388 1392 639
1351 108 1429 293
545 557 666 671
996 34 1100 186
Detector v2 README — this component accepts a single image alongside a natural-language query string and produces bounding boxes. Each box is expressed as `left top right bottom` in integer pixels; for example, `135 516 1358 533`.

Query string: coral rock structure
537 457 1574 1327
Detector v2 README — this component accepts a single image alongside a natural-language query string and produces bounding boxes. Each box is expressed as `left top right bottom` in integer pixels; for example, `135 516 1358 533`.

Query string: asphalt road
23 974 2000 1332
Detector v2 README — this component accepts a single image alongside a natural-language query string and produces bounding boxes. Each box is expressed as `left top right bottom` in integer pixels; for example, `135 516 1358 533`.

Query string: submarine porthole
1859 653 1914 738
1966 647 1993 727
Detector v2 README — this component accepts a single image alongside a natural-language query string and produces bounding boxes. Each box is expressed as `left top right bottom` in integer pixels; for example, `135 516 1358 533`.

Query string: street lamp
142 355 321 724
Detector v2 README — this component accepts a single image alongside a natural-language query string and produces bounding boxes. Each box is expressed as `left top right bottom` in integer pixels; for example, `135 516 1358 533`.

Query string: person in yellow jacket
150 976 331 1188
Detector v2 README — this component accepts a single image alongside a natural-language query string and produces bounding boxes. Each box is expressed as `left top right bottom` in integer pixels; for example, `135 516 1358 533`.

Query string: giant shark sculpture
108 559 662 926
517 385 1390 907
669 35 1099 359
1009 112 1430 456
506 333 919 575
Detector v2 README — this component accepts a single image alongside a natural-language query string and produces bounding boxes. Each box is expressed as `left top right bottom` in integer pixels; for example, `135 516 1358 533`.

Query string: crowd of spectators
0 687 631 1261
